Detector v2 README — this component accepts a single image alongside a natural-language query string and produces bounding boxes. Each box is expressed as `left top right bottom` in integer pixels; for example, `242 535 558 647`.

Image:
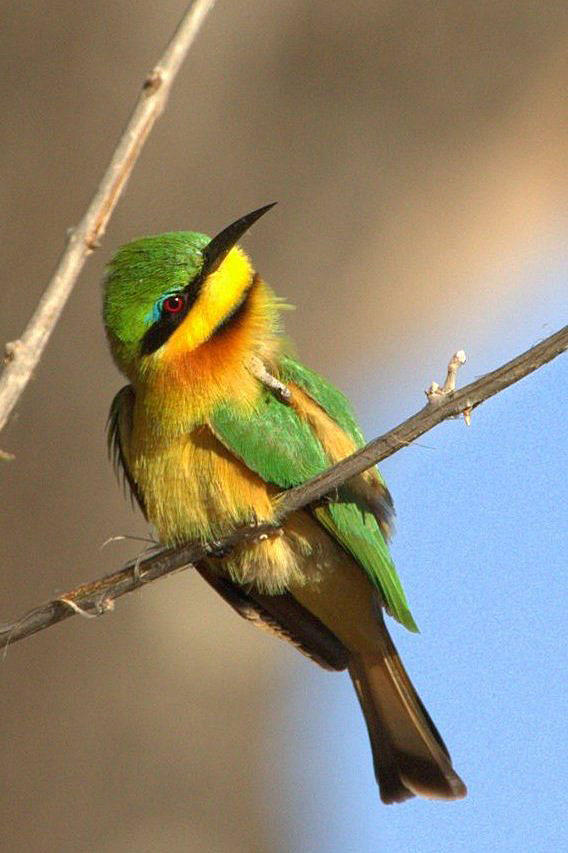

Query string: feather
210 383 416 631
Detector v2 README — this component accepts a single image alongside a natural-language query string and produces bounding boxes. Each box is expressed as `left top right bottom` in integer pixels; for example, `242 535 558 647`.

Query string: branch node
143 69 164 94
426 350 467 404
84 235 101 251
4 340 25 364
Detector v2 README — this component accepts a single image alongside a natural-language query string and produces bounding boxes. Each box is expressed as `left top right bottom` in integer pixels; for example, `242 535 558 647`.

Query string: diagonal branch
1 323 566 652
0 0 216 439
277 324 568 514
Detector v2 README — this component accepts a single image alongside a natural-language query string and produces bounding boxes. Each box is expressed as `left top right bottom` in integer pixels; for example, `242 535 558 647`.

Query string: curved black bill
200 202 277 280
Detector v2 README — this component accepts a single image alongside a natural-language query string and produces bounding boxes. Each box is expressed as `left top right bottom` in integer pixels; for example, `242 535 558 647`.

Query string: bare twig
0 0 216 440
1 324 566 652
275 325 567 514
1 523 280 653
426 350 471 424
426 350 468 399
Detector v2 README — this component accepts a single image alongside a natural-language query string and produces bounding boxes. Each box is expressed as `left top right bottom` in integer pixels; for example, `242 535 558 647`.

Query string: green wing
212 385 329 488
210 379 418 633
279 354 391 496
279 354 365 445
107 384 146 516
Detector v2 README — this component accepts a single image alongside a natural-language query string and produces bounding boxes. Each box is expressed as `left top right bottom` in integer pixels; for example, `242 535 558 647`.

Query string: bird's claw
204 539 231 559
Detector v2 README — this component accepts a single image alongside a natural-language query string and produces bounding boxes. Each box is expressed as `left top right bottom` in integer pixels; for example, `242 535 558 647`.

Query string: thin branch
278 324 568 514
0 0 216 439
1 523 279 653
1 323 566 652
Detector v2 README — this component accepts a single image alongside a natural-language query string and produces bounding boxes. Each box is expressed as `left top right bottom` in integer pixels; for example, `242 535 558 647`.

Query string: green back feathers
103 231 210 375
212 387 329 488
279 355 389 494
279 355 366 446
211 357 417 632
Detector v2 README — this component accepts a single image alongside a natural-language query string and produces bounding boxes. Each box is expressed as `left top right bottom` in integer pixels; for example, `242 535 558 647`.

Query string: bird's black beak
199 203 277 280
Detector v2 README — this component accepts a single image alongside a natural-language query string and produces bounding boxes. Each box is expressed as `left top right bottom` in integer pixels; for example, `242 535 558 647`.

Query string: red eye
162 295 184 315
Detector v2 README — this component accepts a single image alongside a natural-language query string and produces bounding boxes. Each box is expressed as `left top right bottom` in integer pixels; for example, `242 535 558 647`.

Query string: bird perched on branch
103 204 466 804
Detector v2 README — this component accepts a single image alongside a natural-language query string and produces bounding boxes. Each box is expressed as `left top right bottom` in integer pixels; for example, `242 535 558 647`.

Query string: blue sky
265 252 567 852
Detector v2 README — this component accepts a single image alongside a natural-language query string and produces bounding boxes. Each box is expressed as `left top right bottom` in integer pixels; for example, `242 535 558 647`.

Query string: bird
103 204 466 804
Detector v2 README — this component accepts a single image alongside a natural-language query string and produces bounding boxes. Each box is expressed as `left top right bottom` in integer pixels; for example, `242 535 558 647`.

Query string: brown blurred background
0 2 567 850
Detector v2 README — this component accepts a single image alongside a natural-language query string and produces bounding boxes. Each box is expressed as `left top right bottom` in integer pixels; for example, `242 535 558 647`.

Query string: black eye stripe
140 283 200 356
139 268 256 357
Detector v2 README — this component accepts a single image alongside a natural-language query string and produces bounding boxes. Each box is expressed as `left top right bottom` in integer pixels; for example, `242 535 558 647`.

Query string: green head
103 230 209 378
103 204 276 380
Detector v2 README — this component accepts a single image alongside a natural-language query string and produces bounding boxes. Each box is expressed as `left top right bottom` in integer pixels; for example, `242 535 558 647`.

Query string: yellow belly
131 425 270 541
130 423 323 593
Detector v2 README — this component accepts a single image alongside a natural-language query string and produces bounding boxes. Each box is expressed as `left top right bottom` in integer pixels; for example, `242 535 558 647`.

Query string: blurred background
1 1 567 850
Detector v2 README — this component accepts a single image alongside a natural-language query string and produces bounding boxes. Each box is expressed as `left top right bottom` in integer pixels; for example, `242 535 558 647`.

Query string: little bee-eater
103 205 466 804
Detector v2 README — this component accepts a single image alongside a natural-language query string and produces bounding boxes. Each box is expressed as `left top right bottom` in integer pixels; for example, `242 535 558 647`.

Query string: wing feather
107 384 146 516
210 380 417 632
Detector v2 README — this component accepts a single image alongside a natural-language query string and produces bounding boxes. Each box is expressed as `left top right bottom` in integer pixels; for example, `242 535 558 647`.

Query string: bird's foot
204 539 231 559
